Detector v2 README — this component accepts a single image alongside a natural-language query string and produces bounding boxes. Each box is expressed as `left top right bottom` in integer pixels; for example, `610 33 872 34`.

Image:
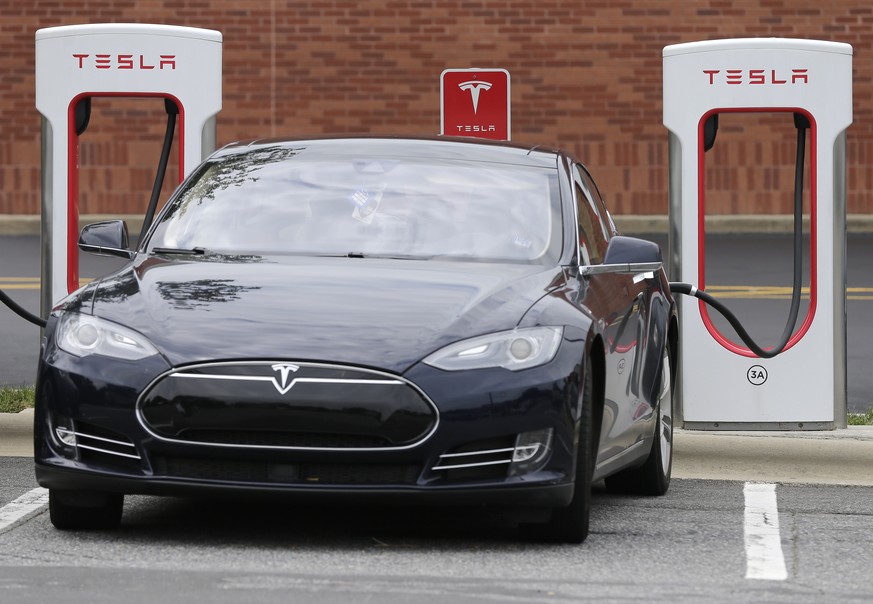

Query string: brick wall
0 1 871 217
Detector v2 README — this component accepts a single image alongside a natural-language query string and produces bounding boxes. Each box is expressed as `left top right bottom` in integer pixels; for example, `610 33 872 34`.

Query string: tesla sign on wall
440 68 510 140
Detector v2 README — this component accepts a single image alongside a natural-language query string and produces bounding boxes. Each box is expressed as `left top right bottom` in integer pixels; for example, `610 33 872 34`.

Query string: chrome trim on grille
171 373 403 396
437 447 515 459
432 459 512 471
55 427 142 460
75 443 142 460
135 360 440 452
432 447 516 471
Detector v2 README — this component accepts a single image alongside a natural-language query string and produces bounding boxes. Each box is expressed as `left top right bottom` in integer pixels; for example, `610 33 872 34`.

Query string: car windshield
147 145 562 263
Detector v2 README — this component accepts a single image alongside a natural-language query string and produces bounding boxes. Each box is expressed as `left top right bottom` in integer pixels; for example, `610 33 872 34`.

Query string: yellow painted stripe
0 278 92 290
702 286 873 300
0 278 39 291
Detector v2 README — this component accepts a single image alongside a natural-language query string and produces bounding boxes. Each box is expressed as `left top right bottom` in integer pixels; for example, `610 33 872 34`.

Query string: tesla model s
35 136 677 543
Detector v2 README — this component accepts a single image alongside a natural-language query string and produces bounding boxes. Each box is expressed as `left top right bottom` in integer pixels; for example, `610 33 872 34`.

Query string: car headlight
423 326 563 371
56 313 160 360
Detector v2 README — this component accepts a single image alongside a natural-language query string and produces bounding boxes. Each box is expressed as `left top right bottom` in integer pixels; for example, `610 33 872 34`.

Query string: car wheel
49 489 124 530
604 348 673 496
520 356 594 544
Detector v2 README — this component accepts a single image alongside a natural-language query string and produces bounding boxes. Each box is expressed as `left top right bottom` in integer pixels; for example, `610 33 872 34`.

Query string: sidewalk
673 426 873 486
2 408 872 486
0 408 34 457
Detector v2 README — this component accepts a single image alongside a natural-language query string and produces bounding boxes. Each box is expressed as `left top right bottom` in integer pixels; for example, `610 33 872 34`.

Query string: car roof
210 135 564 169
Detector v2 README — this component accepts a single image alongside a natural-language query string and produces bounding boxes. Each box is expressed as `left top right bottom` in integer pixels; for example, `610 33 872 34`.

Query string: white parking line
0 487 49 533
744 482 788 581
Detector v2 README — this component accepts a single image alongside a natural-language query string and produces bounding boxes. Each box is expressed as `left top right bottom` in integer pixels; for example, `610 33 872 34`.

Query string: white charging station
35 23 222 316
663 39 852 429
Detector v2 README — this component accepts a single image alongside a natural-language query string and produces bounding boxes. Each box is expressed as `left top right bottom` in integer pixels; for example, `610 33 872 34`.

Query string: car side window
573 165 609 265
577 165 617 237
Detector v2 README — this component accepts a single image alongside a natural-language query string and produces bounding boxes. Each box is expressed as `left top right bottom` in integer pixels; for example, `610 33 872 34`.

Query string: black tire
49 489 124 530
520 356 595 544
604 348 673 496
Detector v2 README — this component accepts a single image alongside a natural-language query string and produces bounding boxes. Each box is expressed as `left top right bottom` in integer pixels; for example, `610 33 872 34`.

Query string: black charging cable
668 114 809 359
0 289 45 328
139 98 178 243
1 99 178 328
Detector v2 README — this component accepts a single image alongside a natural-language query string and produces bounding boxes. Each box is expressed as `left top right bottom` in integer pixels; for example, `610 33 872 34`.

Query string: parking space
0 472 871 602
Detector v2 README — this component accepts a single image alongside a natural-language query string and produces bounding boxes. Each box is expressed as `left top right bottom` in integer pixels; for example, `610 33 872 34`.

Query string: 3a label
747 365 768 386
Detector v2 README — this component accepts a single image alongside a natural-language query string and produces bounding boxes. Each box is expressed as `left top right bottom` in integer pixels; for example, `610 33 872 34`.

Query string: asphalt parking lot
1 452 872 603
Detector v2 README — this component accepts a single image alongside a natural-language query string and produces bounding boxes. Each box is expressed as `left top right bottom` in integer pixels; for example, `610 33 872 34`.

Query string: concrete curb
0 408 33 457
4 214 873 237
673 427 873 486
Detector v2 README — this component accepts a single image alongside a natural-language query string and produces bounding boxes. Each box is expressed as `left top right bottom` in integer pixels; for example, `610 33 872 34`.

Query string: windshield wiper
344 252 428 260
151 246 208 256
244 251 429 260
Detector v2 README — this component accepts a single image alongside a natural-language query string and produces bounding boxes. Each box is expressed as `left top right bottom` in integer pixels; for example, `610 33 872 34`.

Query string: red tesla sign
440 68 510 141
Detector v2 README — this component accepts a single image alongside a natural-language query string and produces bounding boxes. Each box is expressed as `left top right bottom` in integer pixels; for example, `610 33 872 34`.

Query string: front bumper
35 328 588 509
35 462 575 507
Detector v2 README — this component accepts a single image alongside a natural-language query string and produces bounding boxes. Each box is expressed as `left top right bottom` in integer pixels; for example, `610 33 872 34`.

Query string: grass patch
0 385 35 413
848 409 873 426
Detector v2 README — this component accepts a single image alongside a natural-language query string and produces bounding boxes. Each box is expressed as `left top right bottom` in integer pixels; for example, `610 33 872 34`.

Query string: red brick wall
0 1 871 217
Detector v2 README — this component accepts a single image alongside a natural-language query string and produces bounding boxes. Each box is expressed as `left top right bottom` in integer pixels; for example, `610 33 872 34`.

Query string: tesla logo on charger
72 53 177 70
703 68 808 85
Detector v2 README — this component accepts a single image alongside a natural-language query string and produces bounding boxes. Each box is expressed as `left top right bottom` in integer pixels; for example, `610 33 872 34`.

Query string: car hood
86 254 565 373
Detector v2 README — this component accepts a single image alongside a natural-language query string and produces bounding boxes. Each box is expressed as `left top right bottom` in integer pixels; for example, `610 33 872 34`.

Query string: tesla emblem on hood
458 80 492 114
271 363 300 395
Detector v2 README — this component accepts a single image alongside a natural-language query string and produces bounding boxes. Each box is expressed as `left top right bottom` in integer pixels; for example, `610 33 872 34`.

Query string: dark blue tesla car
35 136 676 543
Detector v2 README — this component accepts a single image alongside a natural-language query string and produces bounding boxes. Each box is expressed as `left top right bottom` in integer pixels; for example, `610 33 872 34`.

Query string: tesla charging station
664 39 852 429
35 23 222 317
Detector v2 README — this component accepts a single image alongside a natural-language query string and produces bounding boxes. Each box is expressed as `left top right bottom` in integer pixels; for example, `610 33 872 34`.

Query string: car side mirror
78 220 134 260
602 235 662 265
579 236 663 277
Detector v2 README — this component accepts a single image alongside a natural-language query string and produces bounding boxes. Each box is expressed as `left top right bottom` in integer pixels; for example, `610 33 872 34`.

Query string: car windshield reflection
147 151 561 264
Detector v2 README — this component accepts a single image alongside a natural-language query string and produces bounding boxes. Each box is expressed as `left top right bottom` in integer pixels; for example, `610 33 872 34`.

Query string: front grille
176 429 390 448
152 456 421 485
138 361 439 450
